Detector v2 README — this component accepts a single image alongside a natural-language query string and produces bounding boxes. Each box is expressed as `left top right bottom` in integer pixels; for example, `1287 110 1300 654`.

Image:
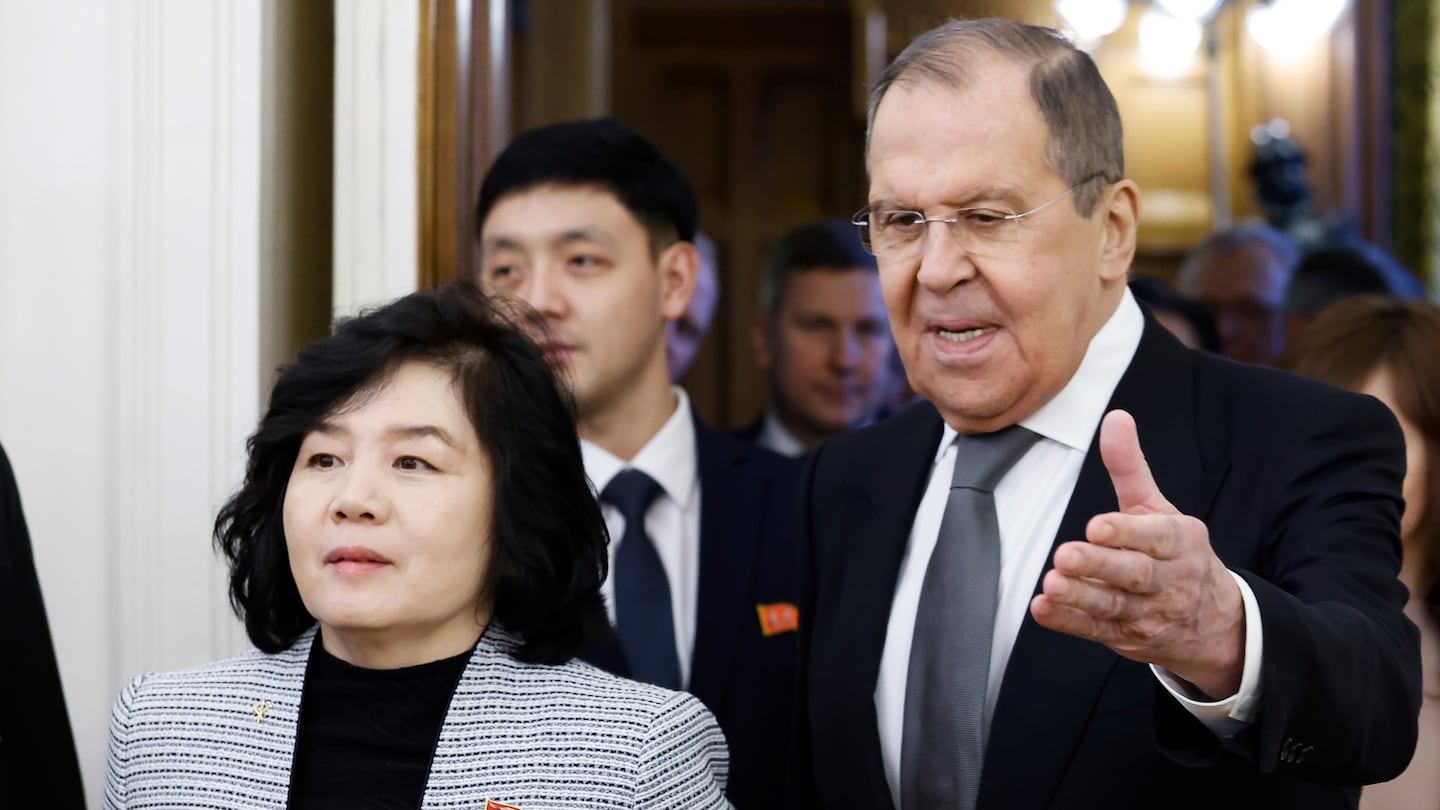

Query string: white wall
0 0 261 799
333 0 419 315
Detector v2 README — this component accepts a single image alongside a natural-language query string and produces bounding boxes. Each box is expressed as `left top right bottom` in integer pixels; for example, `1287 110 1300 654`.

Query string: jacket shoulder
694 416 802 478
1189 351 1398 438
809 399 941 471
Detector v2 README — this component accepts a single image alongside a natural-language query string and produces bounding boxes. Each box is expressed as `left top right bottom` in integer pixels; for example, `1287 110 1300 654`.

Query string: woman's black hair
214 281 610 664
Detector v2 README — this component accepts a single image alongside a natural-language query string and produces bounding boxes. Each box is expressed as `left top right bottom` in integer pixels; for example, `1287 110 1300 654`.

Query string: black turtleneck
288 634 472 809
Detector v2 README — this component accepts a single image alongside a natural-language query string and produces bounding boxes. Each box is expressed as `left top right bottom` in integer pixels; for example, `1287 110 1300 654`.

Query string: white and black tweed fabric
104 623 731 809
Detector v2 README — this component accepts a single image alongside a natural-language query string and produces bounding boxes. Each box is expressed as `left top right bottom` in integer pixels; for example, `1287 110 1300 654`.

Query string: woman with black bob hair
105 282 730 809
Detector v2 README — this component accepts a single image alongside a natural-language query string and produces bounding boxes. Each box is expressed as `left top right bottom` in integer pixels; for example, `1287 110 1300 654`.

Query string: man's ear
1098 179 1140 283
658 241 699 321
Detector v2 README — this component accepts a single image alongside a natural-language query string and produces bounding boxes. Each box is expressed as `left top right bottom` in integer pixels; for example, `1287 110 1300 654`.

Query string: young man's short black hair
475 118 697 254
214 281 610 665
760 218 878 314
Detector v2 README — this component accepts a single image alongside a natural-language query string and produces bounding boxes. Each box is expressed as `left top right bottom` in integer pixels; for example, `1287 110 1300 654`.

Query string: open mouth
936 326 993 343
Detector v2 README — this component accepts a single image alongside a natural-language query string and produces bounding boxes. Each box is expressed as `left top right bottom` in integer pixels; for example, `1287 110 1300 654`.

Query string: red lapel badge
484 801 522 810
757 602 800 636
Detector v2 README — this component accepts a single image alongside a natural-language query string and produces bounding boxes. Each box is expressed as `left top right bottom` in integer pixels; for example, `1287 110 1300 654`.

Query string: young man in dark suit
795 18 1420 810
474 119 801 808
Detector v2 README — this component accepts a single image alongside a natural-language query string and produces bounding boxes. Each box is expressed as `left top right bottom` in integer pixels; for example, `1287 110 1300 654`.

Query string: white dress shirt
582 387 702 688
757 409 808 458
874 289 1265 804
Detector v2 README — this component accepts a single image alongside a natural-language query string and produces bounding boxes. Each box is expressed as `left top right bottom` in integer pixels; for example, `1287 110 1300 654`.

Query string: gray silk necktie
901 425 1041 810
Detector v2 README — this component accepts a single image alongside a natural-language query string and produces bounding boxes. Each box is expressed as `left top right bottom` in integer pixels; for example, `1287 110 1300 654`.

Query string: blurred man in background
667 231 720 381
742 219 893 457
1177 223 1299 366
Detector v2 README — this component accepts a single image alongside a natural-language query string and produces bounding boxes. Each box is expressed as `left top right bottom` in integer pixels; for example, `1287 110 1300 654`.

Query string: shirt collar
759 409 809 458
581 386 699 507
936 288 1144 459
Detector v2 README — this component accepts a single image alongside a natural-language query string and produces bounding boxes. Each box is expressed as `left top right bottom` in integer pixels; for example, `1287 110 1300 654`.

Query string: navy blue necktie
603 469 681 690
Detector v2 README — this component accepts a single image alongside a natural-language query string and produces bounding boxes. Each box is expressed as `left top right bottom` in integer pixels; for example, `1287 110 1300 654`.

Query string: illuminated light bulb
1139 7 1202 77
1054 0 1128 41
1155 0 1224 23
1246 0 1350 63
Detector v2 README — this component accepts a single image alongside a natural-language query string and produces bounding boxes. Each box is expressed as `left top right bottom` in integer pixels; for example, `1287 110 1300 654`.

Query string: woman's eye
307 453 339 469
396 456 433 472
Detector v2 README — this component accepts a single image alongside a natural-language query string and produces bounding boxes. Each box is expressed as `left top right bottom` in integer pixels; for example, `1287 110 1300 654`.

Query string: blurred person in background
0 441 85 808
1287 296 1440 810
1177 223 1299 366
667 231 720 382
104 283 729 808
1128 275 1220 353
1282 243 1425 349
742 218 893 457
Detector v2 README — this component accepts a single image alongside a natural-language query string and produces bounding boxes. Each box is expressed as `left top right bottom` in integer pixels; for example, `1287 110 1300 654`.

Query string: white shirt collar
936 287 1144 458
758 409 809 458
581 386 699 508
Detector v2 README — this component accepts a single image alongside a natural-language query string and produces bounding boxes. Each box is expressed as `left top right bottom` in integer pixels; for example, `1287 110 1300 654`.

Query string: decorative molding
108 0 262 685
0 0 268 793
334 0 420 316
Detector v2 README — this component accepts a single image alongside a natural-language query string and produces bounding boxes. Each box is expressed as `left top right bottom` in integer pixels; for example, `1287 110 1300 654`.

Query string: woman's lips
325 545 392 573
538 342 577 365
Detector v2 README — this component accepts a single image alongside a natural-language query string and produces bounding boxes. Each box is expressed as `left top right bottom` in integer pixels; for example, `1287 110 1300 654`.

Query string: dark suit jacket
583 417 802 809
794 320 1421 810
731 415 764 446
0 443 86 808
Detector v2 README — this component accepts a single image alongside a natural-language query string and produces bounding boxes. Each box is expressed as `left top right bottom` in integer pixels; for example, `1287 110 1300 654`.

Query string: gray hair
1177 223 1302 293
866 17 1124 215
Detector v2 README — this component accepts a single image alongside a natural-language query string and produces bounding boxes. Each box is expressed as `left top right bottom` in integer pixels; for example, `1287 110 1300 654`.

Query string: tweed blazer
105 624 731 809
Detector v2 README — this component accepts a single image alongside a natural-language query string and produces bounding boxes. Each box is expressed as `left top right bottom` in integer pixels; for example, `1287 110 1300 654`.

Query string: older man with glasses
794 16 1420 810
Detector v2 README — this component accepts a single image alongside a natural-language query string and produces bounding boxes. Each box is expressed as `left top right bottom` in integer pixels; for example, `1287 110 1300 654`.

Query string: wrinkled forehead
866 72 1055 207
867 45 1039 145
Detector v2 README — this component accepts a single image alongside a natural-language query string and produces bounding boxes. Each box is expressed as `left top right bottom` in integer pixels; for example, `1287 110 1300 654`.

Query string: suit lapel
980 320 1228 810
828 403 947 808
687 421 767 708
264 627 315 805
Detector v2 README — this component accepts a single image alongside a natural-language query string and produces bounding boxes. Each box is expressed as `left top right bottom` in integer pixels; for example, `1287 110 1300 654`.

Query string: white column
0 0 261 797
333 0 420 316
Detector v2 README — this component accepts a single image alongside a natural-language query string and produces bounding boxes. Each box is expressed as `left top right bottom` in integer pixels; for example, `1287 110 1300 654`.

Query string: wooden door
612 1 868 428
